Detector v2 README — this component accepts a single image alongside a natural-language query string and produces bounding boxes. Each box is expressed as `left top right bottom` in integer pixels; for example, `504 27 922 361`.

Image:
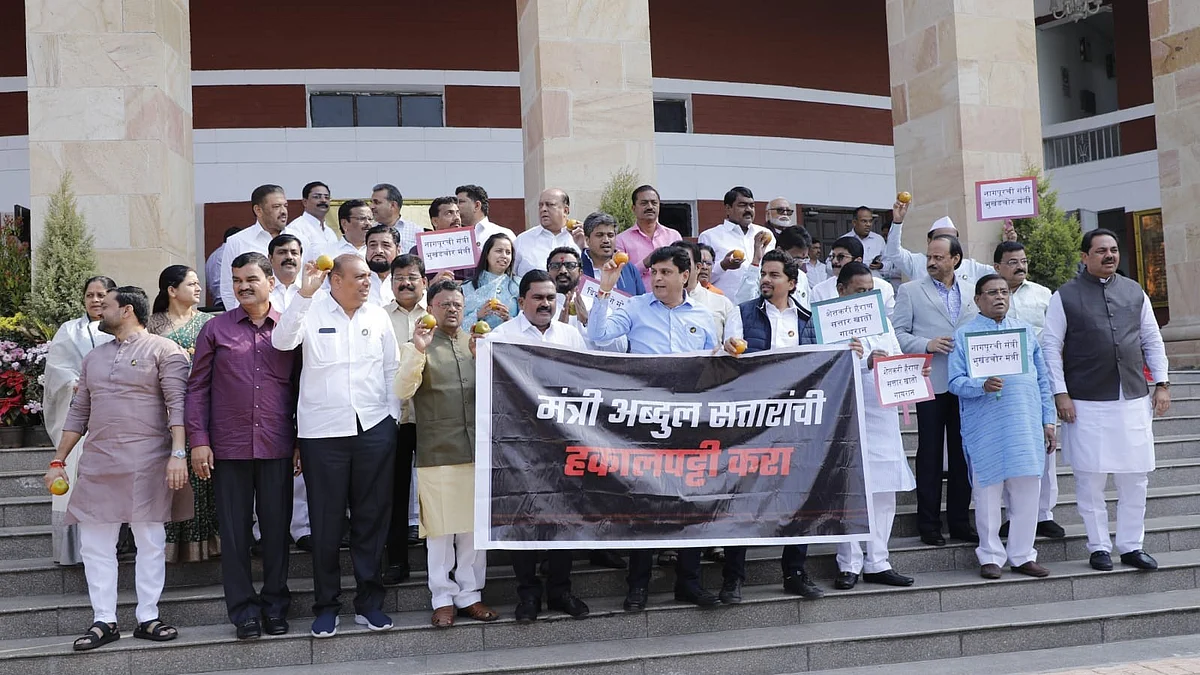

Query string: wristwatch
171 449 187 460
1156 381 1170 389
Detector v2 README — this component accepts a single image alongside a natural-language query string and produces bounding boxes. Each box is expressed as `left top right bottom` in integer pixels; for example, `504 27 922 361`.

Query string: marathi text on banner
416 226 479 273
811 289 889 344
873 354 934 407
975 177 1039 221
576 275 631 310
964 329 1029 379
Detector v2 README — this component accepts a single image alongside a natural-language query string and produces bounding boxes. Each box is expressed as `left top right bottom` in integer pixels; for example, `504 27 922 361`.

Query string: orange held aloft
897 191 912 204
418 314 437 330
315 254 335 272
613 251 629 265
50 478 69 495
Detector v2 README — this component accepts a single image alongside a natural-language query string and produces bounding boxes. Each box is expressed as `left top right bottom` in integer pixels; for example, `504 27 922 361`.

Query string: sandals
456 602 500 622
133 618 178 642
431 605 455 628
73 621 119 651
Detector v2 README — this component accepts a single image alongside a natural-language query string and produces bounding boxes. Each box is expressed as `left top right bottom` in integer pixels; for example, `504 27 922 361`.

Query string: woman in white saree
43 275 116 564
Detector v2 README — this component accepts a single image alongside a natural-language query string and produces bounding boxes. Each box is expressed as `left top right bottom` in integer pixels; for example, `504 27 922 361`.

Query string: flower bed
0 338 49 427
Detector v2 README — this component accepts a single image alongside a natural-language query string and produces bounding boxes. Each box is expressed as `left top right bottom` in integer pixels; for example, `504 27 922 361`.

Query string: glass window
356 95 399 127
310 95 353 127
401 95 444 127
654 99 688 133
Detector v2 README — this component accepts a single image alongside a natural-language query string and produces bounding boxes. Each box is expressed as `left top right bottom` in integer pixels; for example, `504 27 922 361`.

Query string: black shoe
950 528 980 543
998 521 1010 538
235 618 261 640
862 569 914 587
782 570 824 599
1120 550 1158 570
834 572 858 590
674 586 720 608
718 579 743 604
407 525 421 546
1037 520 1066 539
250 540 262 557
381 563 410 586
263 616 288 635
548 593 590 618
920 532 946 546
589 550 627 569
623 587 648 612
514 599 540 624
294 535 312 552
1090 551 1114 571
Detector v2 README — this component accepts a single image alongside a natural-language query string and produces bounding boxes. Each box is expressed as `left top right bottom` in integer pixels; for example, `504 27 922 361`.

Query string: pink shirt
614 223 683 287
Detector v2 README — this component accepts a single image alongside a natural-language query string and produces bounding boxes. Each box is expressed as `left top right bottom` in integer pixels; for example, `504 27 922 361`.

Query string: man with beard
365 224 400 306
992 240 1062 540
763 197 796 236
268 234 304 312
272 255 401 637
893 235 979 547
381 254 429 586
42 286 191 651
580 212 644 296
1042 229 1169 572
614 185 682 288
700 186 776 297
514 188 579 277
456 184 515 252
548 246 626 353
220 185 290 309
284 182 334 264
809 235 895 319
396 280 501 628
488 270 592 622
371 183 421 253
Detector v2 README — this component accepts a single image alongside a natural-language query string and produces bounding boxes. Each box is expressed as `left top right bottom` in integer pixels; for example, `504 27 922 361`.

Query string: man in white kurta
698 186 775 296
810 235 896 320
1041 229 1169 572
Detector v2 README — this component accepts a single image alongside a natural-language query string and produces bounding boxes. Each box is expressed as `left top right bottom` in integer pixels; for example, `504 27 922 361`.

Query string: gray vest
1057 271 1148 401
413 330 476 468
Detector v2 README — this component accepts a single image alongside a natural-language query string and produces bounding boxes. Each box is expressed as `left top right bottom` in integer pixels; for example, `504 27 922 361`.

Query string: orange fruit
730 338 747 355
613 251 629 265
730 249 745 262
50 478 68 495
897 191 912 204
418 314 437 330
472 320 491 335
315 254 335 271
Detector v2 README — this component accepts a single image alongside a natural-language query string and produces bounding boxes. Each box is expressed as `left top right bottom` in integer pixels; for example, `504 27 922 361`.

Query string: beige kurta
63 330 193 525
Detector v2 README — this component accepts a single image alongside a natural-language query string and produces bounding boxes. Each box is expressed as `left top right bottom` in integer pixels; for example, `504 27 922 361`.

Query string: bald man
514 188 579 278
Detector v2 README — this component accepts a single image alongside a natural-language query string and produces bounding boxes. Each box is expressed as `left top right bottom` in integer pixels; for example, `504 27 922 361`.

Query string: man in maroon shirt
186 251 300 640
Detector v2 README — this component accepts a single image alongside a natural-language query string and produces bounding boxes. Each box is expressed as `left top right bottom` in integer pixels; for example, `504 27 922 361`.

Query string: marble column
887 0 1043 265
25 0 194 295
1150 0 1200 364
516 0 656 224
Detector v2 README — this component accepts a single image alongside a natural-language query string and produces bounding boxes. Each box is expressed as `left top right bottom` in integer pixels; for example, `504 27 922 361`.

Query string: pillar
1150 0 1200 364
516 0 656 225
887 0 1043 265
25 0 194 295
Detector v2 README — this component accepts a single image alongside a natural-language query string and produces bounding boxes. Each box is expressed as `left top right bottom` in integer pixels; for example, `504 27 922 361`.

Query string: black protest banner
474 339 870 550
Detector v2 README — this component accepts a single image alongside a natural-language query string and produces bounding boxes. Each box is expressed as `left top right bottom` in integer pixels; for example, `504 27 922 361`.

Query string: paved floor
1046 659 1200 674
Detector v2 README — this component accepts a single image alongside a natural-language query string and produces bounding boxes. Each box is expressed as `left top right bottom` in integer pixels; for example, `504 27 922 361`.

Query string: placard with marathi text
811 289 889 344
415 226 479 273
964 328 1029 379
975 176 1039 221
873 354 934 407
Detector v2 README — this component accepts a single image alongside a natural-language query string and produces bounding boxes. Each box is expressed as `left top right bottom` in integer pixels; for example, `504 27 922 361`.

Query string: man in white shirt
220 185 290 309
807 240 829 287
365 224 399 306
206 226 240 307
677 241 736 341
268 234 304 313
272 254 401 638
457 184 516 251
371 183 422 253
883 198 1017 283
846 206 888 278
283 181 335 263
336 199 373 258
698 186 774 296
548 247 626 353
810 235 896 319
514 188 579 278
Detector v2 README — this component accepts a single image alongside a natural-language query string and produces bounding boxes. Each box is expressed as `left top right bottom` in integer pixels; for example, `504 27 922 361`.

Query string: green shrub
25 173 98 333
0 214 30 317
1011 167 1082 291
597 167 641 232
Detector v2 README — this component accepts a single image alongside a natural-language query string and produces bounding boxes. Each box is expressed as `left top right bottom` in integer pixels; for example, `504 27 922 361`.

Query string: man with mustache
514 188 578 277
883 197 1016 283
371 183 420 253
808 235 895 319
548 246 626 353
763 197 796 236
893 235 979 547
992 241 1062 540
845 206 889 279
456 184 515 252
807 240 828 286
699 186 775 297
1042 229 1169 572
283 181 334 264
948 274 1055 580
220 185 291 309
580 212 644 296
268 234 305 312
488 270 592 622
614 185 681 288
365 224 400 306
335 199 374 257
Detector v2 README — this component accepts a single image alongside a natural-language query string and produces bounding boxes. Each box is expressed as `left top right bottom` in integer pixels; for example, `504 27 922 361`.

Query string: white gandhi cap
928 216 958 234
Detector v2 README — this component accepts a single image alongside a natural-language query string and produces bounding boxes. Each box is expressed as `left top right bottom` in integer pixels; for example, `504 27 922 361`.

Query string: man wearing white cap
883 199 1016 283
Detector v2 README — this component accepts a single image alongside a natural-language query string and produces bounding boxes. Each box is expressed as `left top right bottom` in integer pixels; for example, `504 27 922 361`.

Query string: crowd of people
38 181 1171 652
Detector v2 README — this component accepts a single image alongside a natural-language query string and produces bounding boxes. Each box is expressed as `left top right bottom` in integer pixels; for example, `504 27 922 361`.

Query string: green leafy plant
1011 166 1082 291
25 172 98 333
597 166 641 232
0 214 30 317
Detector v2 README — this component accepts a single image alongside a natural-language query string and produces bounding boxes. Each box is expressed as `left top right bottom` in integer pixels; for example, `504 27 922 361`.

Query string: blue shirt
581 250 646 296
588 292 717 354
932 277 963 324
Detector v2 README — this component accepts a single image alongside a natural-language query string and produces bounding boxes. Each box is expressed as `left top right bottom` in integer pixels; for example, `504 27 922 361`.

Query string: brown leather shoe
980 564 1002 579
1012 561 1050 578
431 605 455 628
456 601 500 622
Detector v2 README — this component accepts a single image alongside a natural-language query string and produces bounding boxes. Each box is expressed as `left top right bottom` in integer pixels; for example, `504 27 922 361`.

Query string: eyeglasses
347 216 372 223
830 253 854 262
393 275 423 283
1001 259 1029 267
548 262 580 271
697 260 714 267
769 208 795 215
981 289 1010 298
308 193 330 200
435 301 463 311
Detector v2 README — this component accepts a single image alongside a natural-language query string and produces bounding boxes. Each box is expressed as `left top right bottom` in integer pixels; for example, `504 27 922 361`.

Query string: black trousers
213 457 293 624
385 422 416 569
780 544 809 576
627 548 703 592
299 416 396 616
722 546 748 582
512 550 573 603
915 393 972 536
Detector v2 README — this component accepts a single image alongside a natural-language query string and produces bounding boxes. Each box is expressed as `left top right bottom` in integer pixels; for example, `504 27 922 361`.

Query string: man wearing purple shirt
186 251 300 640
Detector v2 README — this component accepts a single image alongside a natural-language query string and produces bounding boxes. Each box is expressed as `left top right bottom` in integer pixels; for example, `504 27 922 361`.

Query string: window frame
308 90 446 128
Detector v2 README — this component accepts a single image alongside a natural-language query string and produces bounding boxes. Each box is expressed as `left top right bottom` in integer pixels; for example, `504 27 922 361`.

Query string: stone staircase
2 374 1200 674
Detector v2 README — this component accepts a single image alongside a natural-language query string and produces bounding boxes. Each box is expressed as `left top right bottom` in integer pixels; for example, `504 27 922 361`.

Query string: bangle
49 459 65 469
596 289 612 300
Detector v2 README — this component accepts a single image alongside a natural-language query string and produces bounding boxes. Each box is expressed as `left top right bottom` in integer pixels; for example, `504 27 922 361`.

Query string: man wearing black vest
1041 228 1169 572
722 249 863 601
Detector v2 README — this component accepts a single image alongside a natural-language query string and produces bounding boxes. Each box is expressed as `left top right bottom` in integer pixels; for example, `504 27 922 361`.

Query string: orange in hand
418 314 437 330
50 478 68 495
730 249 745 262
897 191 912 204
613 251 629 266
315 254 335 272
730 338 747 355
472 320 491 335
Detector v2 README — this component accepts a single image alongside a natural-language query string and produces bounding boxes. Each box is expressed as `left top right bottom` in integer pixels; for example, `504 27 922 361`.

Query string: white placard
964 329 1029 378
811 289 888 344
975 177 1039 221
416 226 479 273
577 275 631 311
873 354 934 407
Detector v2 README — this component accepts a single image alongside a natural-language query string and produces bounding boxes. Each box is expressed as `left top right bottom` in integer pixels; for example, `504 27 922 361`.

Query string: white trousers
1074 470 1148 554
79 522 166 624
426 532 486 610
975 476 1039 567
1003 450 1058 522
408 472 419 526
836 491 897 575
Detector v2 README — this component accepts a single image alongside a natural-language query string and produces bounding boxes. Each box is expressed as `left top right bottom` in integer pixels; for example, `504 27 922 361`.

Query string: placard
577 275 631 311
811 289 889 344
975 177 1039 221
873 354 934 408
964 329 1029 379
415 226 479 273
